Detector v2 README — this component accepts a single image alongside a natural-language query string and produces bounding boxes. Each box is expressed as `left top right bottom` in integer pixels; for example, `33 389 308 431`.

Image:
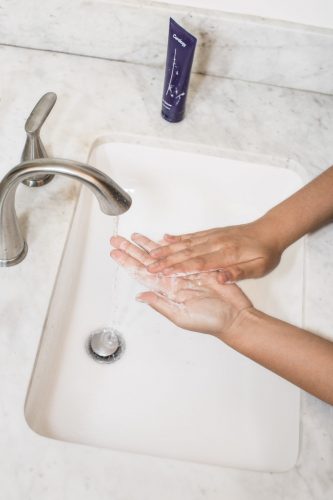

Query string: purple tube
161 18 197 123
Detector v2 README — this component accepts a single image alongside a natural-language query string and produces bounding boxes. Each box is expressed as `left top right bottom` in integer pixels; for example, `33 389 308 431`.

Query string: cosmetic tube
161 18 197 123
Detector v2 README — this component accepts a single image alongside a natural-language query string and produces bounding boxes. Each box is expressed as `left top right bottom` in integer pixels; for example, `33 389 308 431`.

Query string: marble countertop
0 43 333 500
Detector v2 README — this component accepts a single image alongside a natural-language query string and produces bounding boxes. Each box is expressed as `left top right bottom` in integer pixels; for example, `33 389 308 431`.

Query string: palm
110 233 252 338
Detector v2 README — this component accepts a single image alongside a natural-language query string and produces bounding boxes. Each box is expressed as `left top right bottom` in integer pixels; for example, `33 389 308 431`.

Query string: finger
217 269 234 284
110 248 144 271
163 227 218 243
131 233 166 252
183 271 219 286
142 275 189 299
111 235 153 266
110 235 121 247
162 286 200 302
136 291 182 324
149 237 207 260
217 258 265 283
148 238 226 273
110 249 163 291
151 248 232 276
149 229 225 264
156 229 215 254
111 248 191 297
111 249 167 290
163 234 180 242
131 233 163 253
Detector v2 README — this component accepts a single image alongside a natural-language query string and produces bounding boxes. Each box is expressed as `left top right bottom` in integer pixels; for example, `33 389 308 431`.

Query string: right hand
145 220 283 282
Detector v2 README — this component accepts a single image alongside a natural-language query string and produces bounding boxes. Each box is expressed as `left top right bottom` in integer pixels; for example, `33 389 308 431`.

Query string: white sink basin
25 139 304 471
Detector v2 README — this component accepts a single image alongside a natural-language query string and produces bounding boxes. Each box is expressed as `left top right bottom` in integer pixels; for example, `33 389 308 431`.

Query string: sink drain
87 328 125 363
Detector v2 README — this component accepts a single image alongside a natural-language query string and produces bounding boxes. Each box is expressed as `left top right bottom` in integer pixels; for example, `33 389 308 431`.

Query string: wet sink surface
25 140 304 471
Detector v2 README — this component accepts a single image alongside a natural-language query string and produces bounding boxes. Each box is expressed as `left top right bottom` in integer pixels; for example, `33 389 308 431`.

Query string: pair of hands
110 222 283 339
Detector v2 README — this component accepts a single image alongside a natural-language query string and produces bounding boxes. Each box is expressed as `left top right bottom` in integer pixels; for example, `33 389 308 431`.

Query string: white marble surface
0 0 333 95
152 0 333 30
0 44 333 499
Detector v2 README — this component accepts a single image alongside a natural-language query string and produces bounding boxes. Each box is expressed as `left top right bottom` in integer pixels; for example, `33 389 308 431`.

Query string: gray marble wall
0 0 332 95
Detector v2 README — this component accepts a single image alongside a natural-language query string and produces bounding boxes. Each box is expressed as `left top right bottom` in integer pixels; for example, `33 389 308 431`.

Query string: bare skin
110 235 333 405
146 166 333 280
109 166 333 404
110 234 253 336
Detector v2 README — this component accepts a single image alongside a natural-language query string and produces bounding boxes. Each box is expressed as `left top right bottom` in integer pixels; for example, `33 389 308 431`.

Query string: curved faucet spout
0 158 132 267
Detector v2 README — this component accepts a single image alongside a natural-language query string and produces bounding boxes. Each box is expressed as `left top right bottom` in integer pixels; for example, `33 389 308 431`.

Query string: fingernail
110 249 122 260
218 270 233 283
136 294 147 303
222 270 232 281
224 271 233 282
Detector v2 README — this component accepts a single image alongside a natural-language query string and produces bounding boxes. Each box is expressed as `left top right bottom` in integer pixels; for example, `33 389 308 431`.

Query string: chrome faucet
0 93 132 267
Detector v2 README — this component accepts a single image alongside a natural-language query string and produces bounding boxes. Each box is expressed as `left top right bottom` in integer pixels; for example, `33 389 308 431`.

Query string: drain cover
87 328 124 363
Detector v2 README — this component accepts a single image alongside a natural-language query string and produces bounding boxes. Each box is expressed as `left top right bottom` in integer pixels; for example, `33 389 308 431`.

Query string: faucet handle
25 92 57 135
21 92 57 187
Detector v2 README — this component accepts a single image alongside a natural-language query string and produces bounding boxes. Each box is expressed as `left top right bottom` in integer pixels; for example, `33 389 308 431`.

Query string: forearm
224 308 333 405
256 165 333 251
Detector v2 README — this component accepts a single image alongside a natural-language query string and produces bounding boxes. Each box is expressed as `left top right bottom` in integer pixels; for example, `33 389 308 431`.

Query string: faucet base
22 174 54 187
0 241 28 267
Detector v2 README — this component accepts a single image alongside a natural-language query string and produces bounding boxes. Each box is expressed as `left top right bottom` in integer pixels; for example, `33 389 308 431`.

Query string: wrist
219 306 265 347
253 210 293 254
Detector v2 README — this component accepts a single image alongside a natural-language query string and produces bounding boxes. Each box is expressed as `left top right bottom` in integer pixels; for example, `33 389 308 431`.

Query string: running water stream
109 216 120 330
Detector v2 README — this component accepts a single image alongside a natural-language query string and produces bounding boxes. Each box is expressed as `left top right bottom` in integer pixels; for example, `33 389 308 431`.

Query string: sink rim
24 135 305 471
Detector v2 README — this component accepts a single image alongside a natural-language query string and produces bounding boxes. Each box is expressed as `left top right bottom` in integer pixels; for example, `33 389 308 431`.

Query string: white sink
25 139 304 471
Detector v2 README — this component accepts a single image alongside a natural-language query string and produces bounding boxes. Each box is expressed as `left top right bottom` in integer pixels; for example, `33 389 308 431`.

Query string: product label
165 48 186 107
172 33 187 48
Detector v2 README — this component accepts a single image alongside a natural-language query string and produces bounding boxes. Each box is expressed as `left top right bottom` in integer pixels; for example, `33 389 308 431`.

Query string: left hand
110 233 253 339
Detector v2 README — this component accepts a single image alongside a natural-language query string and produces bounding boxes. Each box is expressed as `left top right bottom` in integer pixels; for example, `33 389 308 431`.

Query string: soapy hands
110 233 253 339
145 222 283 282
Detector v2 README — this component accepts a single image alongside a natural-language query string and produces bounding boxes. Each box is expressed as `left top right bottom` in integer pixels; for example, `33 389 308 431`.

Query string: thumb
136 291 180 323
218 259 264 283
